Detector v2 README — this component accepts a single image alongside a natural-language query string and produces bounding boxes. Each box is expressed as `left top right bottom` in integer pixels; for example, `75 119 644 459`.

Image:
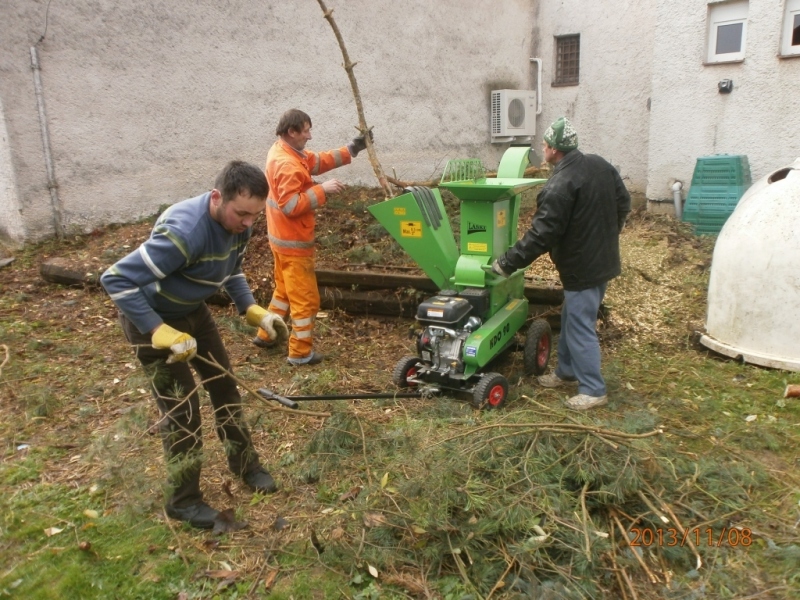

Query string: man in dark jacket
492 117 630 410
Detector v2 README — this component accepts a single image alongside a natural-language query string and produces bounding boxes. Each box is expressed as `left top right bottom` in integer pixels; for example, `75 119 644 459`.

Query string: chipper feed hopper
368 147 552 408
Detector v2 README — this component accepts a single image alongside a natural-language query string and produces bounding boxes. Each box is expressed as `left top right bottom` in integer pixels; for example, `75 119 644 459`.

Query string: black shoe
287 351 324 366
165 501 220 529
243 467 278 494
252 336 278 349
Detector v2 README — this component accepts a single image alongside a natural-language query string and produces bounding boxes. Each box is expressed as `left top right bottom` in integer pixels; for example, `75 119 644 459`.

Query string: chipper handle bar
257 388 426 410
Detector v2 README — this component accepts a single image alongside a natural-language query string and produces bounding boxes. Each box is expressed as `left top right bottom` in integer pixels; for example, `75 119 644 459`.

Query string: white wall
0 0 536 242
0 96 25 245
531 0 656 193
647 0 800 201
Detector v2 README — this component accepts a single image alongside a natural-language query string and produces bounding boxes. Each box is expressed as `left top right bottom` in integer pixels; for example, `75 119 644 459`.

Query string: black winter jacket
499 149 631 291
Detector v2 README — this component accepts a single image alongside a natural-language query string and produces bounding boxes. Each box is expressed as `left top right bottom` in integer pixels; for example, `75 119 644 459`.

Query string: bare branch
315 0 394 198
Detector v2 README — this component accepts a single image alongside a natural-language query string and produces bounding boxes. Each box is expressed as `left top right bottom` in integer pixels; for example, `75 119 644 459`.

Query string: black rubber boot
165 501 220 529
252 336 278 349
243 466 278 494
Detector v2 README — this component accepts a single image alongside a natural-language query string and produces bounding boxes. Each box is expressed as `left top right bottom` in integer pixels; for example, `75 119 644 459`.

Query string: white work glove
151 324 197 364
246 305 289 342
491 259 513 278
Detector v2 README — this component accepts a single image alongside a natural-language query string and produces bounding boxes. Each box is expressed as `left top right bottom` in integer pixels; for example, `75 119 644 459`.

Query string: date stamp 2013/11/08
629 527 752 547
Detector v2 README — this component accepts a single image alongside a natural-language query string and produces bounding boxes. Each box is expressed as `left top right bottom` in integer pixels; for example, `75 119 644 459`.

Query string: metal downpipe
30 46 63 239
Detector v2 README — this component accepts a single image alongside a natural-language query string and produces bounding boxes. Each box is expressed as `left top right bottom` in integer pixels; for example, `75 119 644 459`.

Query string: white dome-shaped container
700 157 800 371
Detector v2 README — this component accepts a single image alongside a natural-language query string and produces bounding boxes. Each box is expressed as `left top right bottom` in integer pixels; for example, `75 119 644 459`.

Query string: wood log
315 269 564 304
39 259 565 317
40 257 100 286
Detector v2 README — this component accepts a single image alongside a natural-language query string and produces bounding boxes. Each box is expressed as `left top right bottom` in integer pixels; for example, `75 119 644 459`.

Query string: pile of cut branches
292 399 778 599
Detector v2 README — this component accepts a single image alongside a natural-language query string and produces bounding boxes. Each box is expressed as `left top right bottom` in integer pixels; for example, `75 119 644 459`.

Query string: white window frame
706 1 749 63
780 0 800 56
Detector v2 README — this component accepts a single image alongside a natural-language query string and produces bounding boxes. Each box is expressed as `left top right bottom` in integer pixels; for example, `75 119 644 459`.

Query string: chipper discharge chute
368 147 552 409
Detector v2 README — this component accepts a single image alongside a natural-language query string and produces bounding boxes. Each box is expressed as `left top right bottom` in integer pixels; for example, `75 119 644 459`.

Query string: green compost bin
682 154 751 235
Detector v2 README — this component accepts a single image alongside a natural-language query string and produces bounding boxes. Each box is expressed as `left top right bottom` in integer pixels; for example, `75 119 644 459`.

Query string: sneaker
537 372 578 388
252 336 278 349
243 467 278 494
565 394 608 411
287 351 324 366
165 501 220 529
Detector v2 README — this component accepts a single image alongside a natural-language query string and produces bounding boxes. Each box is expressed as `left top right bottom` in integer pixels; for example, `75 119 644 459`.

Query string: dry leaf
380 472 389 488
83 509 99 519
204 569 240 579
221 479 234 499
339 486 362 502
384 573 429 596
745 414 758 422
411 525 427 534
44 527 63 537
368 564 379 578
363 512 386 528
211 509 248 535
263 569 278 589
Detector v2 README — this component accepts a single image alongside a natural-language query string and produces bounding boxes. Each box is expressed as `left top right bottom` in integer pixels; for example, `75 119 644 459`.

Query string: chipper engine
367 147 553 409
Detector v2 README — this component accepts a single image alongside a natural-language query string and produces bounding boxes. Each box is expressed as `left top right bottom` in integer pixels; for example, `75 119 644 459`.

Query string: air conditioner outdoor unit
491 89 536 142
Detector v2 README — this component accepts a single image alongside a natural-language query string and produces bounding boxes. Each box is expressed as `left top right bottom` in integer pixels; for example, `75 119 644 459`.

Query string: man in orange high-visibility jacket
254 108 370 365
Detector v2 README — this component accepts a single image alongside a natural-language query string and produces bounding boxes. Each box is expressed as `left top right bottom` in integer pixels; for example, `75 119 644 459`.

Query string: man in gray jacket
493 117 630 410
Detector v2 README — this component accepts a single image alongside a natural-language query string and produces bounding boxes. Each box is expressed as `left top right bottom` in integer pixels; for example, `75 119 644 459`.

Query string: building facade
1 0 798 243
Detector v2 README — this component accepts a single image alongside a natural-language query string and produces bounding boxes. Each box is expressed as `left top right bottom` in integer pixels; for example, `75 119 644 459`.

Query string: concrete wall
0 0 536 243
646 0 800 203
0 96 25 245
530 0 655 193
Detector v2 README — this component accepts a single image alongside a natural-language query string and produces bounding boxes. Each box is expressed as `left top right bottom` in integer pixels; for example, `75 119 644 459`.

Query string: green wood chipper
368 147 553 409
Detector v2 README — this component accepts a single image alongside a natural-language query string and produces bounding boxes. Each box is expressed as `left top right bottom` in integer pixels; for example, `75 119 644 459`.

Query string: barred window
554 34 580 86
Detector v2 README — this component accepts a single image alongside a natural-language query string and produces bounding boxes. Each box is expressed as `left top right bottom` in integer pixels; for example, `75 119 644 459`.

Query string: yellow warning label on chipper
400 221 422 237
467 242 488 252
393 207 407 216
497 210 506 227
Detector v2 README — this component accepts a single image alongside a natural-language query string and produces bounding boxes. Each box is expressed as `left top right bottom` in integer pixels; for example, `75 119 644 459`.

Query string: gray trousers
120 303 261 508
555 282 608 397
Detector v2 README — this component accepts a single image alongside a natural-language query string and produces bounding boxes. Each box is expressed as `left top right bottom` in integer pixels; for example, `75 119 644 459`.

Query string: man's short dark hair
276 109 312 136
215 161 268 202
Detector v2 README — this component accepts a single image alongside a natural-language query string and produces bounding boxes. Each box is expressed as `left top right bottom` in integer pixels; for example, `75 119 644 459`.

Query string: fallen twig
611 511 661 585
645 485 703 570
162 508 190 567
580 482 593 563
428 422 662 449
0 344 9 379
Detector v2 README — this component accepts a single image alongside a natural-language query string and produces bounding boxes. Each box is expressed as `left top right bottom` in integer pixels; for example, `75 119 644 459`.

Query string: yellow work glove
151 324 197 364
246 305 289 342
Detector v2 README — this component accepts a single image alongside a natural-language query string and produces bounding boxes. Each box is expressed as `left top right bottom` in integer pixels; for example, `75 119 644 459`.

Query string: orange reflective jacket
265 139 352 256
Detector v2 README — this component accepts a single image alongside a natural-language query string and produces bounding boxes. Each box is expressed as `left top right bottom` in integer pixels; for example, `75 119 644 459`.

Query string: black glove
347 130 373 157
491 259 513 278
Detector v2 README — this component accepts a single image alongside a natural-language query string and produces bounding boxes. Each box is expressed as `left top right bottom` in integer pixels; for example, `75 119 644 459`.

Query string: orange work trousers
257 251 319 359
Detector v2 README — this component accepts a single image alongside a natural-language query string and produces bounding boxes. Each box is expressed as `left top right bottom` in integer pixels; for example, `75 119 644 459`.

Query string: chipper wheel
472 372 508 409
524 319 552 376
393 355 421 388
